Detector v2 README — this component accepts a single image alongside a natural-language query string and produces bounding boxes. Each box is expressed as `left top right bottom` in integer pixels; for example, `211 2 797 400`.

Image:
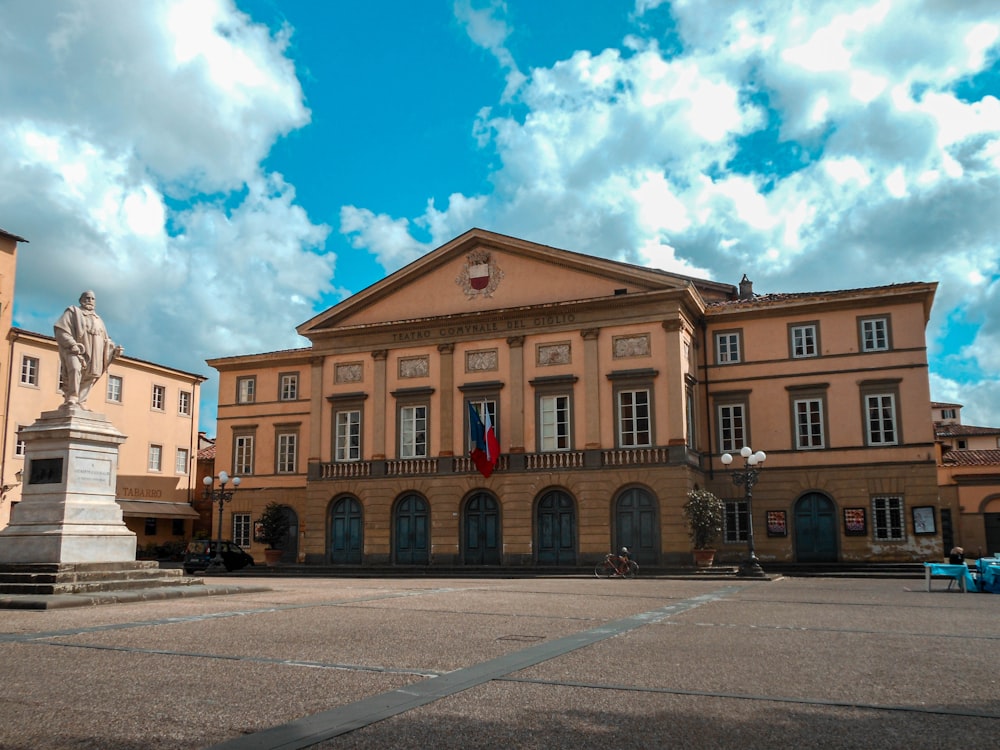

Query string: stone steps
0 562 202 595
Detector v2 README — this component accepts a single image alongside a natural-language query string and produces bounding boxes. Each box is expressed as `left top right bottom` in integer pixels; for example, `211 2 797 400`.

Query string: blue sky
2 0 999 433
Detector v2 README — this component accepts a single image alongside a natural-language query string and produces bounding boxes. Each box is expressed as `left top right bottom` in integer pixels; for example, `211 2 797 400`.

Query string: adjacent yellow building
0 228 206 556
207 229 944 567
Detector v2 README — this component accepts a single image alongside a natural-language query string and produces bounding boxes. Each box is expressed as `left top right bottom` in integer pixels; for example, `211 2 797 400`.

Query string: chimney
738 274 754 300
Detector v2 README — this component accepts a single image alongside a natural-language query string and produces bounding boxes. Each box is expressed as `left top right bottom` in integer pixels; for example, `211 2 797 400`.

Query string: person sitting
949 547 965 565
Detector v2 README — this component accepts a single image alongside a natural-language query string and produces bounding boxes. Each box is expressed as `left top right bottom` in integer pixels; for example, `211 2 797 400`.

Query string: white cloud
342 0 1000 423
0 0 330 428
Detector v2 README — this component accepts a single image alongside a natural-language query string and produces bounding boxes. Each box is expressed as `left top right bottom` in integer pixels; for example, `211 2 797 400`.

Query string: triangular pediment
298 229 730 337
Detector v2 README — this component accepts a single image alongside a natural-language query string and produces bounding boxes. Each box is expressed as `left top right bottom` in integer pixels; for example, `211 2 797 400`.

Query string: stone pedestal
0 406 136 563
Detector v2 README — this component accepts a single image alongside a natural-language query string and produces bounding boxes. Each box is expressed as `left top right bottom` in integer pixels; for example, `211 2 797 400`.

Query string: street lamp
720 446 767 578
202 470 240 574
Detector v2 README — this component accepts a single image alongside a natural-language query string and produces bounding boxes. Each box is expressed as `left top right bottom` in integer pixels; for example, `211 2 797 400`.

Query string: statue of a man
54 290 123 408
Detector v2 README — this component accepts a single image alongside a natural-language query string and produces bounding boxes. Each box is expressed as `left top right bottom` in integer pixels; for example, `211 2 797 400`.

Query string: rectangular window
617 389 651 447
715 332 741 364
860 316 890 352
20 356 39 386
335 409 361 462
234 434 254 475
144 518 157 536
539 394 571 451
466 399 498 452
400 405 427 458
865 393 898 446
790 323 818 358
872 496 904 540
794 398 825 449
15 425 25 457
717 403 746 453
107 375 123 403
277 432 297 473
686 388 696 449
279 373 298 401
941 408 956 420
151 384 165 411
148 444 162 472
171 519 185 536
237 376 256 404
175 448 189 475
233 513 251 547
178 390 191 415
724 500 749 543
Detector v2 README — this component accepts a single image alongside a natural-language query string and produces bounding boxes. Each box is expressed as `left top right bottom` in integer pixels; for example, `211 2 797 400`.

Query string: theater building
207 229 943 568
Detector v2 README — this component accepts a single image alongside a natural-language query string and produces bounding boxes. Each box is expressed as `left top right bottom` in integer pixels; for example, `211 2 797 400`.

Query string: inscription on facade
120 487 164 498
74 457 112 488
335 362 363 384
613 334 651 359
391 313 577 344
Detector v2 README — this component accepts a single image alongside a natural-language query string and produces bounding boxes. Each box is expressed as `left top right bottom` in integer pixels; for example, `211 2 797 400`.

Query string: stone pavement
0 573 997 749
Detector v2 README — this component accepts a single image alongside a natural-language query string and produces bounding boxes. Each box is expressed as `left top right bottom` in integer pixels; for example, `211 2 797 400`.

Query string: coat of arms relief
456 249 503 298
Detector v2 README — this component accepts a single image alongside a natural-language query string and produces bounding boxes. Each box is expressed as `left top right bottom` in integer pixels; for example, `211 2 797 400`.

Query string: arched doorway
536 490 576 566
394 493 429 565
277 505 298 564
794 492 838 562
463 492 501 565
615 487 658 565
329 496 363 564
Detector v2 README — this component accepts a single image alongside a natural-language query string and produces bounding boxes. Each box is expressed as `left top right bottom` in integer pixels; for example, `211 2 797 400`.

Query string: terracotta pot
692 548 716 568
264 549 283 566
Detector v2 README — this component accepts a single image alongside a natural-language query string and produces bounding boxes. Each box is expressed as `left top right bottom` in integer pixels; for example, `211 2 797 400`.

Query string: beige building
934 402 1000 557
207 229 944 568
0 228 206 557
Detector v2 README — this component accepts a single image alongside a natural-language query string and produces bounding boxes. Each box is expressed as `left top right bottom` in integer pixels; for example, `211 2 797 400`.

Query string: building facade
207 229 943 567
0 227 206 554
934 402 1000 557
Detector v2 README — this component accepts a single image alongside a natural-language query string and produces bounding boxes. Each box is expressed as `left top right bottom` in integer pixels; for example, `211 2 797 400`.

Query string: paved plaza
0 573 998 749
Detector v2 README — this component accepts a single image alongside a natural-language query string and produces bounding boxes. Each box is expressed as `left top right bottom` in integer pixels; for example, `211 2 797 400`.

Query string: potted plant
683 489 725 567
255 502 290 566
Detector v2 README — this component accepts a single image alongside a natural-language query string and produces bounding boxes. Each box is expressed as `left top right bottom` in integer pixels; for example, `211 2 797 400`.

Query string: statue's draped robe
54 305 117 398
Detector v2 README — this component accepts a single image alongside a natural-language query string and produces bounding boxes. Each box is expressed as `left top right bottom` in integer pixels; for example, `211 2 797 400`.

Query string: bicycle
594 552 638 578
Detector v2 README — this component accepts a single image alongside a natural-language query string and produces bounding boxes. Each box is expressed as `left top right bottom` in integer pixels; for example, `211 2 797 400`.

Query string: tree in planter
682 489 725 566
255 502 290 551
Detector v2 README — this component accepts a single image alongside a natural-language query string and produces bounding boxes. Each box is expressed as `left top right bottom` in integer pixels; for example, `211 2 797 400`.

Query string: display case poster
766 510 787 537
844 508 867 536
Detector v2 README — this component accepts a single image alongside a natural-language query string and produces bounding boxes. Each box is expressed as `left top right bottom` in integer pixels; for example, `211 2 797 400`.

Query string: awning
116 499 201 519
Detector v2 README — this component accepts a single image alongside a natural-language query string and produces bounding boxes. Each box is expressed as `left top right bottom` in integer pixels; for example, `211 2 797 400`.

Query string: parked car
183 540 255 574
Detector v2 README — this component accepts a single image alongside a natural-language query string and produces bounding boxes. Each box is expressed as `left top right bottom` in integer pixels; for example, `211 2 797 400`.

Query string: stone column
581 328 601 449
0 406 135 563
371 349 388 459
506 336 525 453
437 343 455 455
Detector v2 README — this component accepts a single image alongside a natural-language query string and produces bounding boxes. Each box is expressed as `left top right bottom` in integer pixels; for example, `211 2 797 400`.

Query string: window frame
276 430 298 474
398 404 428 459
175 448 189 475
233 432 255 476
714 330 743 365
465 397 499 454
715 394 750 454
724 499 749 543
19 355 39 387
178 390 192 416
233 512 252 548
278 372 299 401
788 322 820 359
860 380 901 447
236 376 256 404
107 374 123 404
788 385 829 451
151 384 166 412
148 444 163 473
859 315 892 353
872 496 905 540
616 387 652 448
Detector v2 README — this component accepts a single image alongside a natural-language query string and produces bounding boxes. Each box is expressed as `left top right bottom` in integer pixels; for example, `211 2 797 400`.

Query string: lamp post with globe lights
202 471 240 574
720 446 767 578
